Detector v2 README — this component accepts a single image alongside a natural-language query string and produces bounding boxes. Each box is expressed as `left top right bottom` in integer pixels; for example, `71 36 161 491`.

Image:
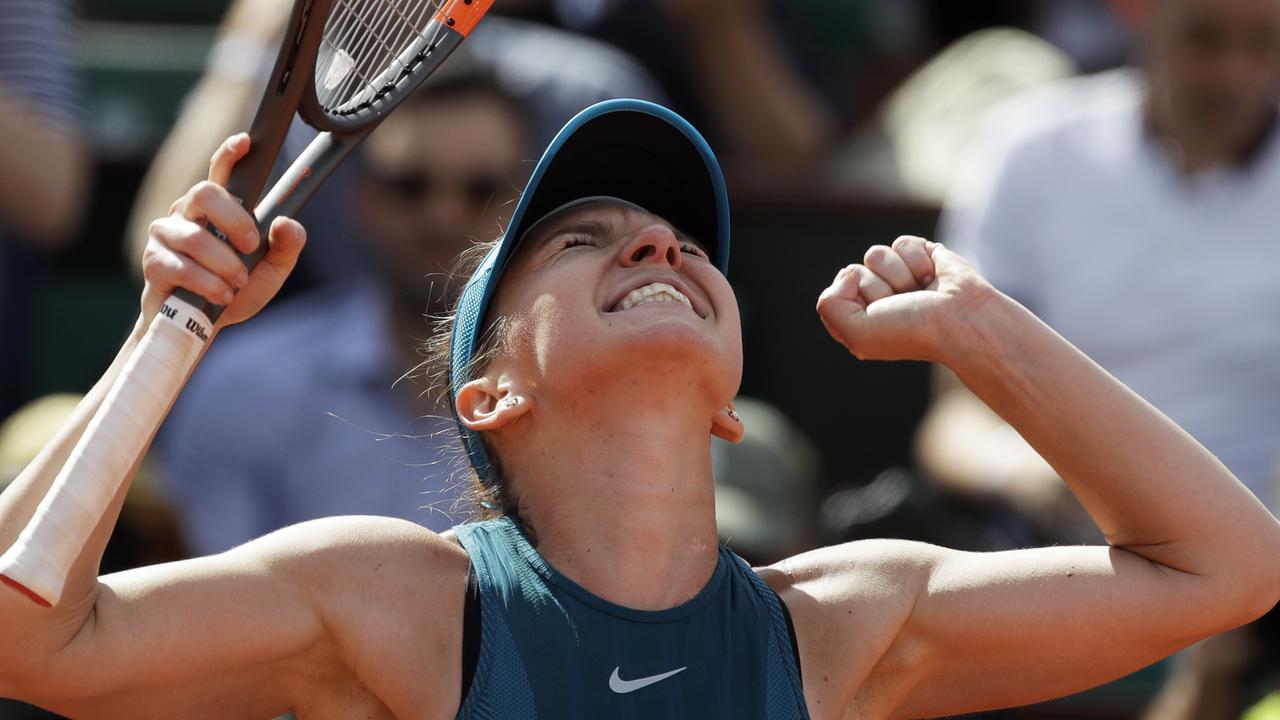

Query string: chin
552 324 741 398
613 311 736 357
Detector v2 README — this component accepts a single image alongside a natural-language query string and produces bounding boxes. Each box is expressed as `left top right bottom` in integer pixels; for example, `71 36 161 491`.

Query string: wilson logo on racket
184 318 210 342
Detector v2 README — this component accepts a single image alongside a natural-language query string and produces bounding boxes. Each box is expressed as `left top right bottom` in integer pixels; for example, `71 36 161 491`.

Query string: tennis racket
0 0 494 607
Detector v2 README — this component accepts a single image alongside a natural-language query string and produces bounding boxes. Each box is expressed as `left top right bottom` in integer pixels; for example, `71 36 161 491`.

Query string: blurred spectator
1035 0 1137 71
157 64 529 555
466 13 662 147
501 0 837 167
641 0 835 166
125 0 663 292
498 1 1131 179
834 28 1076 204
916 0 1280 716
829 1 1138 205
0 0 88 419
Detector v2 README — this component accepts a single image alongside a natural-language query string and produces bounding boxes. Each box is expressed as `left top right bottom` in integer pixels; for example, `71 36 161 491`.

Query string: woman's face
485 200 743 410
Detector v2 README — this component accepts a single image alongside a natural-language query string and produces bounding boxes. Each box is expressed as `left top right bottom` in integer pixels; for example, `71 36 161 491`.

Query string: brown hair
420 239 519 520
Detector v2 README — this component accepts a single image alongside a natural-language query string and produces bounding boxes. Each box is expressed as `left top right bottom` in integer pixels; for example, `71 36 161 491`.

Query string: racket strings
316 0 446 115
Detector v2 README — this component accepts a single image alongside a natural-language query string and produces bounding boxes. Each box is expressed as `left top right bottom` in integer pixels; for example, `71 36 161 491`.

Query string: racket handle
0 296 209 607
174 215 268 325
177 130 367 324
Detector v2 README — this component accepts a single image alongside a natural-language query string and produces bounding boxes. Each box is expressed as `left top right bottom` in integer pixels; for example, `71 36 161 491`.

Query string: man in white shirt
916 0 1280 716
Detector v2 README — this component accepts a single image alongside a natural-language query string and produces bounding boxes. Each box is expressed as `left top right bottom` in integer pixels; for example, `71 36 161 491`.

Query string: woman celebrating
0 100 1277 719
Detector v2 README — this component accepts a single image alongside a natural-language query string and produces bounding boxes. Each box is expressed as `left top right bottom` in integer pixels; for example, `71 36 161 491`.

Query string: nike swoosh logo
608 666 688 694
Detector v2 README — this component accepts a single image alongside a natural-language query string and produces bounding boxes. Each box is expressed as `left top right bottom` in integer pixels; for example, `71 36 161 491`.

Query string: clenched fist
816 236 995 364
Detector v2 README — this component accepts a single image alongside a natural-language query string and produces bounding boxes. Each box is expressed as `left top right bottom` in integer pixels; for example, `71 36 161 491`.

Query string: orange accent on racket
435 0 494 37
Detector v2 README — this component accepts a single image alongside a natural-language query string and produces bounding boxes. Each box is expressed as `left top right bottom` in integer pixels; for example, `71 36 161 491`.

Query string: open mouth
611 282 695 313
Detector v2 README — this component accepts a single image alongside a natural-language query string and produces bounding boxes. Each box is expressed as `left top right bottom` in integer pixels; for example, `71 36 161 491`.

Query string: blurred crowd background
2 0 1279 718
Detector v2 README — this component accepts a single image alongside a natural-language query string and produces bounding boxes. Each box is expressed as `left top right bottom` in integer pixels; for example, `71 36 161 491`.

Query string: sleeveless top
453 516 810 719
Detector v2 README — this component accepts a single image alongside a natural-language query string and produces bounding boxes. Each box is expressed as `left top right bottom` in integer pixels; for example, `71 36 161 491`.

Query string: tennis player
2 99 1278 719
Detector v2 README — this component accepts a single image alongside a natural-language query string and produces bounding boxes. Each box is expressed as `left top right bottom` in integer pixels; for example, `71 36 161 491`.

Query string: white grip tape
0 296 209 606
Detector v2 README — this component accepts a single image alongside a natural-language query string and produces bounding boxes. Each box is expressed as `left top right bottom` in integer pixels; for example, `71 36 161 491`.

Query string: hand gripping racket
0 0 494 607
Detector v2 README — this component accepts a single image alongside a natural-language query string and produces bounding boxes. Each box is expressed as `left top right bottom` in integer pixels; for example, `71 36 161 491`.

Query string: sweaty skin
0 136 1277 719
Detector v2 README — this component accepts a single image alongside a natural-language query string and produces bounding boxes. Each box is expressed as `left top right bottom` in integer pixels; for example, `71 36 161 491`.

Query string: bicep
888 544 1218 718
25 534 332 716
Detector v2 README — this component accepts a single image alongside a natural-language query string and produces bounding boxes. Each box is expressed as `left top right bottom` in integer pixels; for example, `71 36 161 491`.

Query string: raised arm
772 237 1280 719
0 136 325 714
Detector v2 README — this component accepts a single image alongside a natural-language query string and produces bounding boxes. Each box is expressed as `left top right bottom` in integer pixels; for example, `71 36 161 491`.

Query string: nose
618 223 682 269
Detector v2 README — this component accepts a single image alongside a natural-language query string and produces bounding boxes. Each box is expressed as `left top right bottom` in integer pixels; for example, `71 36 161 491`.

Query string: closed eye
545 219 611 252
680 242 708 259
559 234 597 250
675 230 710 260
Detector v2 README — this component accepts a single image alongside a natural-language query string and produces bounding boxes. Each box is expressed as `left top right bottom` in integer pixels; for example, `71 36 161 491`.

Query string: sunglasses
369 169 509 209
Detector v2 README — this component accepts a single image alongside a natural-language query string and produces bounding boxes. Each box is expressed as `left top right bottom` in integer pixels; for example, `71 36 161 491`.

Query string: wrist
120 315 150 360
933 282 1019 370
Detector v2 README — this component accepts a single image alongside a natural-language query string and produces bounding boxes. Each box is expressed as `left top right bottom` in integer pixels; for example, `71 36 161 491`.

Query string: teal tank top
453 515 809 719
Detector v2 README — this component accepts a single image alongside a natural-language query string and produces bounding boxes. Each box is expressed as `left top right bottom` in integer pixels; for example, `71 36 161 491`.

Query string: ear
711 402 744 443
455 377 533 432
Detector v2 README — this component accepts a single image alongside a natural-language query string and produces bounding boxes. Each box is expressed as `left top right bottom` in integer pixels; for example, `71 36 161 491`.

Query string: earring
725 407 740 423
503 396 521 408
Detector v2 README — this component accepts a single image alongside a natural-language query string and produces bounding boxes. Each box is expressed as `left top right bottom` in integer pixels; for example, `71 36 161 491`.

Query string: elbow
1247 522 1280 618
0 587 97 702
1216 524 1280 630
1226 583 1280 637
1246 529 1280 622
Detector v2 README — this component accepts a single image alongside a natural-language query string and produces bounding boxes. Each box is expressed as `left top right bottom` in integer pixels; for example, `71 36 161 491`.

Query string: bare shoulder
759 538 939 627
241 514 469 578
757 540 941 714
232 515 472 715
241 513 472 630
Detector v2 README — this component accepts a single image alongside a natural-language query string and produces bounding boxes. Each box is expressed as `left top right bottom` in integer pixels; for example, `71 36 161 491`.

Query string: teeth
617 282 693 312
